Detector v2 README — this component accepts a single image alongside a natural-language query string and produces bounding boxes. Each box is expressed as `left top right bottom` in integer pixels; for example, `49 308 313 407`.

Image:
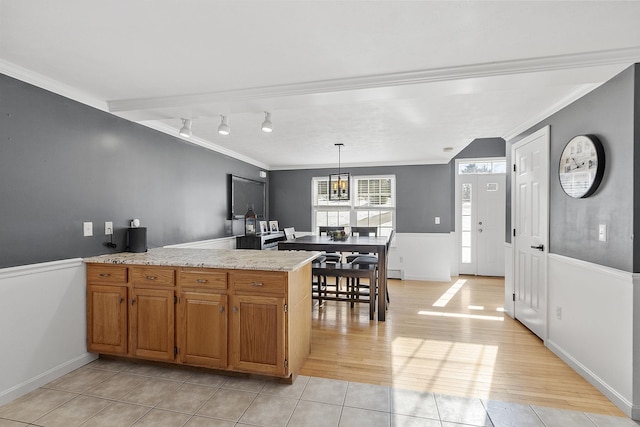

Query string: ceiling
1 1 640 170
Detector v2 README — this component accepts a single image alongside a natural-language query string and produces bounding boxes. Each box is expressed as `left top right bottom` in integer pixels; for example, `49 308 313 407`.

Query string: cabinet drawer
131 266 175 287
178 269 227 290
232 271 286 294
87 264 128 284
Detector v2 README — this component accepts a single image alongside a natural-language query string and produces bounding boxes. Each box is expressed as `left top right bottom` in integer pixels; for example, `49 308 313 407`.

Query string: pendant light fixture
329 143 350 201
179 118 192 138
218 115 230 135
261 112 273 133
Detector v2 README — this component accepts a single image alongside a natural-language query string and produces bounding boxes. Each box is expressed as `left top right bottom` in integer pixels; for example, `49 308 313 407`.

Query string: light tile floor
0 358 638 427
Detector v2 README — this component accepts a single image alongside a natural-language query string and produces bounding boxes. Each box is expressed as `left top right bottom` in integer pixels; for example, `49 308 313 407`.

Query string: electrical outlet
105 221 113 235
83 221 93 237
556 306 562 320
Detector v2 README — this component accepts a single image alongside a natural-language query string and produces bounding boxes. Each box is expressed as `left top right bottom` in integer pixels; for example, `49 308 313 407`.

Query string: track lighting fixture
179 118 192 138
218 115 230 135
261 112 273 133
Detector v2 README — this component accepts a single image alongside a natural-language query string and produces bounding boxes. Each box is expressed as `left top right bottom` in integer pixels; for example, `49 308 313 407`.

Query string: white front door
456 159 506 276
512 126 549 340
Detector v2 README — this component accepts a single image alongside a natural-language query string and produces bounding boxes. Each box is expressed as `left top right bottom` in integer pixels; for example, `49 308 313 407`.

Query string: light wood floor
300 275 624 417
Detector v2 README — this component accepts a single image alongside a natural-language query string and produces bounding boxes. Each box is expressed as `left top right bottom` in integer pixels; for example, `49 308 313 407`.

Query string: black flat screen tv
228 174 266 220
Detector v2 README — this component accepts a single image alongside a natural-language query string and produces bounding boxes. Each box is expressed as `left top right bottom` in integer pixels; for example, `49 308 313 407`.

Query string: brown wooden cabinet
86 265 128 355
130 287 175 361
85 258 311 381
177 268 228 369
230 294 286 376
87 284 128 354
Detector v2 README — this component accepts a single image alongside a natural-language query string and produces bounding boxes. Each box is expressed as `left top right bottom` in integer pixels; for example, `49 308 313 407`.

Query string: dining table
278 231 394 321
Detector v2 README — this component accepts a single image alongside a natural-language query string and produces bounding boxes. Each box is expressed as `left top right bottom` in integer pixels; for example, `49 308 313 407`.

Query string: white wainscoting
503 242 514 318
546 254 639 419
164 236 237 249
0 259 95 406
388 233 452 282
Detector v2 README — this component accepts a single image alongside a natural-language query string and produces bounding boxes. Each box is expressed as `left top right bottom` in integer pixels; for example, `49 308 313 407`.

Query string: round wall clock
558 134 605 198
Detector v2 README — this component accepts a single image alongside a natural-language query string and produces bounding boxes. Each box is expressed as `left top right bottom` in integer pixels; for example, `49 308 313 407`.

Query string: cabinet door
87 284 128 354
230 295 286 376
178 292 228 368
130 288 175 361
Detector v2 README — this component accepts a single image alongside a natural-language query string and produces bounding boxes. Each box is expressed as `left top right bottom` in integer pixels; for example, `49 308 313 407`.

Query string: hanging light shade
218 115 230 135
261 112 273 133
329 143 350 201
179 118 192 138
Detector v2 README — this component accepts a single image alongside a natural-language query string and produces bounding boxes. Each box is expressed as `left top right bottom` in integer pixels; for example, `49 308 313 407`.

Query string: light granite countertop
84 247 321 271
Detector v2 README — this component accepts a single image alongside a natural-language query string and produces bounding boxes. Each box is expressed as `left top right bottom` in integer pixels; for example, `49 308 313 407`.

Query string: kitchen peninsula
84 247 318 382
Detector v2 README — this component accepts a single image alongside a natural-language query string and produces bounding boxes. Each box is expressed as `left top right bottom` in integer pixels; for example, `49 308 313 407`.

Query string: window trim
312 174 396 234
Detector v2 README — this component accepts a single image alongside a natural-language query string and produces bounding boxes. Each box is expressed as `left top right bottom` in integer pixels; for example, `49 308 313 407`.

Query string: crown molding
139 121 270 170
502 83 603 142
108 46 640 114
269 158 450 171
0 59 108 111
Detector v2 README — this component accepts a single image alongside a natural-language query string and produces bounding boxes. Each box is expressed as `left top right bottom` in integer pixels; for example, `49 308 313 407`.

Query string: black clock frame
558 134 605 198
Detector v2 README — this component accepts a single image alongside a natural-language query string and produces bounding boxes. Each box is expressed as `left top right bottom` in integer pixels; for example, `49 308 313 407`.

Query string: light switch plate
435 216 440 225
105 221 113 235
83 221 93 237
599 224 607 242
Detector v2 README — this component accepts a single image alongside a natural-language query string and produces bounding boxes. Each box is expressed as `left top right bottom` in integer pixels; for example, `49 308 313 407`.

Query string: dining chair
345 227 378 262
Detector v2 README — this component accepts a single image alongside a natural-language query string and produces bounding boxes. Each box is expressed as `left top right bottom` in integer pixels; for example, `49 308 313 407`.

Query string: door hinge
512 293 516 302
284 359 288 369
513 229 516 237
283 304 288 313
513 164 516 172
174 295 178 304
174 346 179 356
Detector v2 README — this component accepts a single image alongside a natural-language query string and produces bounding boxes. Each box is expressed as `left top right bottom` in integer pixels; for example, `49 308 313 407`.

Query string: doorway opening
455 158 506 276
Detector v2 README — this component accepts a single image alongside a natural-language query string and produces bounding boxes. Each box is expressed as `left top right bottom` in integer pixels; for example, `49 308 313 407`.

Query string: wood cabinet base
86 262 311 381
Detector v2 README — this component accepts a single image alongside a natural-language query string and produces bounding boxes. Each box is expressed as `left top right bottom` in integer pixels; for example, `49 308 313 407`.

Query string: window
312 175 395 236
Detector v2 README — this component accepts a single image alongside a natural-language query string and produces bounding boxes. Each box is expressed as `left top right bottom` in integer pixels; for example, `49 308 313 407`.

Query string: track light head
179 118 192 138
218 115 230 135
261 112 273 133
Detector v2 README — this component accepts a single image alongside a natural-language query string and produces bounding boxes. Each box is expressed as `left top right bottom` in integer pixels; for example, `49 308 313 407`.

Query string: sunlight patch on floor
391 337 498 398
432 278 467 307
418 310 504 321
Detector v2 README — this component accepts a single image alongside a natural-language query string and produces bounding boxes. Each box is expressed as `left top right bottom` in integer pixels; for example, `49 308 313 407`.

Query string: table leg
377 246 387 321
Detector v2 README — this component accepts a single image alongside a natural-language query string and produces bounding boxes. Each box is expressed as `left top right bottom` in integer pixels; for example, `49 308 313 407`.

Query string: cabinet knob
119 297 124 304
130 298 136 305
219 306 225 313
145 275 157 281
233 307 238 314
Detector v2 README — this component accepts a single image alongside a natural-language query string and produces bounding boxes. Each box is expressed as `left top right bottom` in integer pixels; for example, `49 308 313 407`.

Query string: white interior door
512 126 549 340
456 159 506 276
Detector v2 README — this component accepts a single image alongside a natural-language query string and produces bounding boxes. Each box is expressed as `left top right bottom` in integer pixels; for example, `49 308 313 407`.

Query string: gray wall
270 138 504 234
507 64 637 272
0 73 265 268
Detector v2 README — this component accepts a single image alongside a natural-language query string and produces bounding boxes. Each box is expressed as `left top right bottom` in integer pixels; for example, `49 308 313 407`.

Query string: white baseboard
0 353 97 406
546 339 633 418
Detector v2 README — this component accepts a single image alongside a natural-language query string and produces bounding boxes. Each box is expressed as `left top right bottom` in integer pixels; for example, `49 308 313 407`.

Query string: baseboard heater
388 269 403 279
